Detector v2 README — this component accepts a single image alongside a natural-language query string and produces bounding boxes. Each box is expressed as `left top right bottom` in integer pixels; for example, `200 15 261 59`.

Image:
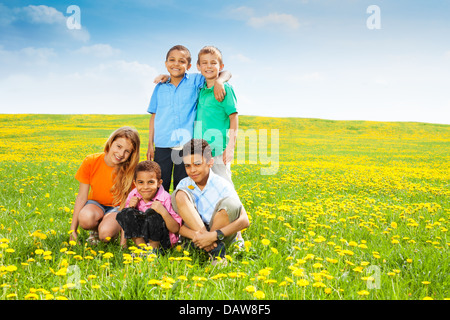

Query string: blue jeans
85 200 119 215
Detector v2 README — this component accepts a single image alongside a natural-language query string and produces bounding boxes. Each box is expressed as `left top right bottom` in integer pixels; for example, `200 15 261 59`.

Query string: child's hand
223 145 235 165
154 74 169 84
213 79 226 102
147 146 154 161
193 230 217 251
128 197 141 208
69 230 78 242
150 200 164 214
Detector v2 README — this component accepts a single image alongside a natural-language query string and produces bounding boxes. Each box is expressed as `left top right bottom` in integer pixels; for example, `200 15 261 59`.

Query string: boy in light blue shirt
147 45 231 192
172 139 249 264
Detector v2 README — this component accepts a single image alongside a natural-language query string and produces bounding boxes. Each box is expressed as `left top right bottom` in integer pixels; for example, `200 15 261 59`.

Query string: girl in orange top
69 127 141 244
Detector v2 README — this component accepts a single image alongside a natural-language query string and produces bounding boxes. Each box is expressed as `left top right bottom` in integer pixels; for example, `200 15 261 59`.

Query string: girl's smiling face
104 137 134 167
134 170 162 202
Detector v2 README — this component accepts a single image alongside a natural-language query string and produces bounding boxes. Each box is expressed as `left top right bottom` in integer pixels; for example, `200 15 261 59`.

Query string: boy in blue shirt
147 45 231 192
171 139 249 263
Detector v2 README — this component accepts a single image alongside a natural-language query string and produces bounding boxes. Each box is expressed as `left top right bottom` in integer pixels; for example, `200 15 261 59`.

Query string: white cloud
229 6 255 20
228 6 301 31
0 46 57 67
373 76 389 86
0 59 158 114
298 72 323 81
231 53 253 63
0 4 90 43
248 13 300 30
20 5 65 24
74 44 121 59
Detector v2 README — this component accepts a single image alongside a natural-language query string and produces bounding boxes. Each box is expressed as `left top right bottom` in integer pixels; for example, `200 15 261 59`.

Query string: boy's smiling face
197 53 224 81
165 49 191 80
134 171 162 202
183 154 213 189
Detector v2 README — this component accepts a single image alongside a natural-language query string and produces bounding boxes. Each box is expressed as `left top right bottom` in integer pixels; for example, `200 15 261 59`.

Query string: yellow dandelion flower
312 263 323 269
253 290 265 299
103 252 114 259
24 293 39 300
312 281 326 288
352 266 364 273
297 279 309 287
6 265 17 272
245 285 256 293
160 282 173 289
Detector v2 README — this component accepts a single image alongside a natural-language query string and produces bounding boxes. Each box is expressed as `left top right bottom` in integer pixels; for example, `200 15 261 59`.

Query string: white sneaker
87 231 100 245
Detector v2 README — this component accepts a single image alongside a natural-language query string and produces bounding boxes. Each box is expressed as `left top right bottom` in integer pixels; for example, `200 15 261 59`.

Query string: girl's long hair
104 126 141 210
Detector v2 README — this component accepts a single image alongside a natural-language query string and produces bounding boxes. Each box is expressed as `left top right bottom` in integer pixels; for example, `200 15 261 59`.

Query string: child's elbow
171 224 181 234
242 216 250 229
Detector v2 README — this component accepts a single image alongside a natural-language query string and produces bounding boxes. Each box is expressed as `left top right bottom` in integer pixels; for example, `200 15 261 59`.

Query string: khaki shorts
171 188 242 245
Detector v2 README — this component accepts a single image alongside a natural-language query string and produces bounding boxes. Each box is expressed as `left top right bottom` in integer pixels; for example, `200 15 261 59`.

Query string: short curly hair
182 139 212 162
134 160 162 180
166 45 192 65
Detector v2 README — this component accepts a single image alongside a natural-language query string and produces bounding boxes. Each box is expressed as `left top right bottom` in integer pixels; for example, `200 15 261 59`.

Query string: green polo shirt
194 82 237 157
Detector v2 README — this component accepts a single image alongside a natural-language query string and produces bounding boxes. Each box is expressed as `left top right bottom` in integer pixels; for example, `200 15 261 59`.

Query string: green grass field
0 114 449 300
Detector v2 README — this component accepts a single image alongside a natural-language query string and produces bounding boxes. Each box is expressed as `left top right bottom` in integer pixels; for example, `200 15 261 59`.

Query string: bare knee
98 214 120 242
78 208 102 230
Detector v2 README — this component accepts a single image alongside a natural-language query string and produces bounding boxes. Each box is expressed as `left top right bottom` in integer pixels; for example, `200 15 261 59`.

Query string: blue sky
0 0 449 124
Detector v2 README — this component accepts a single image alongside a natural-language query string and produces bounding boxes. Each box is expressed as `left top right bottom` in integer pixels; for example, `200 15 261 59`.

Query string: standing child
147 45 231 192
116 160 182 251
69 126 141 244
194 46 238 185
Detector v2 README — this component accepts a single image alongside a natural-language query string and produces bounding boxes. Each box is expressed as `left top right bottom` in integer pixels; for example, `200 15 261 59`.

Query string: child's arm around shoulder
214 70 232 102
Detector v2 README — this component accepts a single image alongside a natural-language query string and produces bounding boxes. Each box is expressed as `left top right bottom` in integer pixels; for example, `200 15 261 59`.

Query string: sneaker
234 232 245 252
87 231 100 245
209 241 226 260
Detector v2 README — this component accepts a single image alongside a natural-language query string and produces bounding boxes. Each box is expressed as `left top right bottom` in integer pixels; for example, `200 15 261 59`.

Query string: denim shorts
85 200 119 215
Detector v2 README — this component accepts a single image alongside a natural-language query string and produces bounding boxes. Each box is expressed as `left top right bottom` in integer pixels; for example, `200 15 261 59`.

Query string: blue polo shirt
148 73 205 148
176 170 241 224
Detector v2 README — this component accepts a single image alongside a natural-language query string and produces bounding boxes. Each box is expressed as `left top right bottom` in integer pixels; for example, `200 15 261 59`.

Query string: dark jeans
154 147 187 192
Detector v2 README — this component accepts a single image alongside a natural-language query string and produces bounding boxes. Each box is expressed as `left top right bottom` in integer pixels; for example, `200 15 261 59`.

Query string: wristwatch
216 230 225 241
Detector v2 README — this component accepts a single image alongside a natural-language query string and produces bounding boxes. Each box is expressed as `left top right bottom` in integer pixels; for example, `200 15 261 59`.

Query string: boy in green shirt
194 46 238 185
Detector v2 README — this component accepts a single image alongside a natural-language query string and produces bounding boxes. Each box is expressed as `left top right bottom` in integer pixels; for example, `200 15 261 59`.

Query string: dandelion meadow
0 114 449 301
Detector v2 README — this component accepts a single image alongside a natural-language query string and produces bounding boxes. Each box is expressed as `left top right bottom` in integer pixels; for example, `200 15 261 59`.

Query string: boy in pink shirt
116 161 182 251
